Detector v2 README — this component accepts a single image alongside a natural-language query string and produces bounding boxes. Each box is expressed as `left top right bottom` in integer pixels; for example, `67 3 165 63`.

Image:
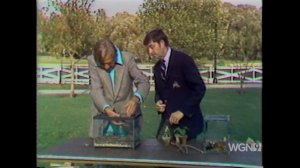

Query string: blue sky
38 0 262 16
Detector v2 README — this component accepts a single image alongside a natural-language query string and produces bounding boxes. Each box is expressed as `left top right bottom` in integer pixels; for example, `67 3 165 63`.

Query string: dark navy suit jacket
153 49 206 139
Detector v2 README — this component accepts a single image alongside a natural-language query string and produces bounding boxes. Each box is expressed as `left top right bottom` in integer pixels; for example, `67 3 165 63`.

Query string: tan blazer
87 51 150 137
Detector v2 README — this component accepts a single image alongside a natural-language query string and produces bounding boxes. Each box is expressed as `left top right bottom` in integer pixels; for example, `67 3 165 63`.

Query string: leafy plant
161 126 172 145
174 126 189 136
163 126 171 137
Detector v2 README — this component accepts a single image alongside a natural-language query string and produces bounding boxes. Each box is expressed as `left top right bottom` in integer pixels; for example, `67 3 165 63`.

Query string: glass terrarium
203 115 231 154
93 114 141 149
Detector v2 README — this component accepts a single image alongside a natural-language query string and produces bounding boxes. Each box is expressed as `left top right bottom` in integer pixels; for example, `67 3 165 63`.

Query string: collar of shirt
109 48 123 89
115 48 123 65
163 47 171 70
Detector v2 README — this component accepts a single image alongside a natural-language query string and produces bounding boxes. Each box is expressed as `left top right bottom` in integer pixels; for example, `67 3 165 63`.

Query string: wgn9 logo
252 143 262 152
228 143 262 152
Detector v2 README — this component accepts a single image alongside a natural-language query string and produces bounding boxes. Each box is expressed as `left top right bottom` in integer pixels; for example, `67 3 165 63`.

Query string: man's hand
104 107 124 125
156 100 166 113
125 96 139 117
104 107 120 118
169 111 184 124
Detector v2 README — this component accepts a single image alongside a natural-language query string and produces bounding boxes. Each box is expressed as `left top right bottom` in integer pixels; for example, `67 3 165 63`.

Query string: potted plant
161 126 171 145
171 126 204 154
173 126 189 145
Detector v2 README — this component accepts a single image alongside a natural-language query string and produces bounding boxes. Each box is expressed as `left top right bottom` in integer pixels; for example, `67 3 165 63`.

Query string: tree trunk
70 58 75 98
240 76 244 94
239 73 245 94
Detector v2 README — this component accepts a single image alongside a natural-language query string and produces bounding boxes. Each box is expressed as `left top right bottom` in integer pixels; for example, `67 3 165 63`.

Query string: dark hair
93 39 117 65
143 28 169 46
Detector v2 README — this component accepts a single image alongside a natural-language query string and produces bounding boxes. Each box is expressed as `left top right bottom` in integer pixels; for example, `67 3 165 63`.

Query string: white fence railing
37 65 262 85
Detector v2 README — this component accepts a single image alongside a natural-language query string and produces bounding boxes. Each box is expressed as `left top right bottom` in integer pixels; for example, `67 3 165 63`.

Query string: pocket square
172 81 180 88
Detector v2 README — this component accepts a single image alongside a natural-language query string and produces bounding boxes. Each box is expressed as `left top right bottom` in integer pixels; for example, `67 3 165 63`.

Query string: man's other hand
105 107 120 118
125 96 139 117
169 111 184 124
156 100 166 113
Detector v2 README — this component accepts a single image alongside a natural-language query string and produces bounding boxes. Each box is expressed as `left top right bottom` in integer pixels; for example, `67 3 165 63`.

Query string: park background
37 0 262 166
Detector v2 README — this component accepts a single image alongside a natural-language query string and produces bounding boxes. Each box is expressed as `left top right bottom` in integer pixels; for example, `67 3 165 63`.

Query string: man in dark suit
143 28 206 141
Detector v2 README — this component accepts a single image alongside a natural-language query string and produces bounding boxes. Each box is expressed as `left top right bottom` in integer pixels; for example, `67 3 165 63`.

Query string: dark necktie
160 60 166 81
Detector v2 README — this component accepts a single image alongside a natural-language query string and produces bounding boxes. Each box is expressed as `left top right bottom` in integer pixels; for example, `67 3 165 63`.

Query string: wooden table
37 138 262 168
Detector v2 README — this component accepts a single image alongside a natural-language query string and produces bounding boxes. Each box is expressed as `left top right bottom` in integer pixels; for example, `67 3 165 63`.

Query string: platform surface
37 138 262 168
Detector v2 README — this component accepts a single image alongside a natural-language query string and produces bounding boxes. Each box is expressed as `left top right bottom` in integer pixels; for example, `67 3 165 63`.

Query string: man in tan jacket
87 39 150 138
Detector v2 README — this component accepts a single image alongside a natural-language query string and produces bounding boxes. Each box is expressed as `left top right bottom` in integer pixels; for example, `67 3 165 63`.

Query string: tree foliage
37 0 262 63
137 0 261 63
222 3 262 61
38 0 99 59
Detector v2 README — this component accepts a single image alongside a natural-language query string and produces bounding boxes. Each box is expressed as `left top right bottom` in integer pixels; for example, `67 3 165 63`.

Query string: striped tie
160 60 166 81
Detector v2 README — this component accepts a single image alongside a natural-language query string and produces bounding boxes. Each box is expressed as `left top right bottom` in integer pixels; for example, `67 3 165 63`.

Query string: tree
37 0 262 83
39 0 99 97
200 0 227 83
222 3 262 61
109 12 142 61
137 0 227 64
137 0 261 65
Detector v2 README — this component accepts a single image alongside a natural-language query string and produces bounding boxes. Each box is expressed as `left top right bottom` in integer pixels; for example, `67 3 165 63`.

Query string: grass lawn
37 89 261 153
37 83 90 90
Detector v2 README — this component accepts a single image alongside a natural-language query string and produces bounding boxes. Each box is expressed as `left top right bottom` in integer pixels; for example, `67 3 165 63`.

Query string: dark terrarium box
93 114 141 149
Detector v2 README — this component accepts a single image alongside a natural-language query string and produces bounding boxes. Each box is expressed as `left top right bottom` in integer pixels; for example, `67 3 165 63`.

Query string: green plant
162 126 171 137
174 126 189 136
161 126 172 145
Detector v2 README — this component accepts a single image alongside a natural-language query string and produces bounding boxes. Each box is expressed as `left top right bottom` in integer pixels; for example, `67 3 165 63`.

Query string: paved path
37 84 261 96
